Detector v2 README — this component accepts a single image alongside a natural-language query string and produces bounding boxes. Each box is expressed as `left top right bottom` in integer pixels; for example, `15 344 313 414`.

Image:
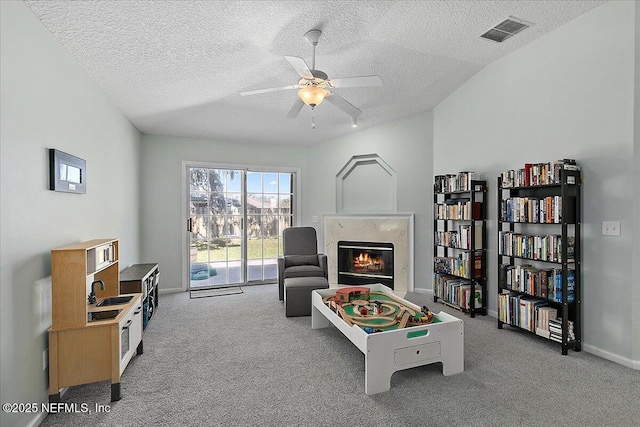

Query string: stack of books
548 318 575 343
535 306 558 338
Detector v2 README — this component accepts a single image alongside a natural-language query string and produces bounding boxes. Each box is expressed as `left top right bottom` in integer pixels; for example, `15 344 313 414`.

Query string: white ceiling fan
240 29 383 126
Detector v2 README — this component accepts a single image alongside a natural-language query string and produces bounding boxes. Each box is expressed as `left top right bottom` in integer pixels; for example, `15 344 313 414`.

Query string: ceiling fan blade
285 98 305 119
240 84 299 96
327 75 383 88
325 92 362 117
284 56 313 80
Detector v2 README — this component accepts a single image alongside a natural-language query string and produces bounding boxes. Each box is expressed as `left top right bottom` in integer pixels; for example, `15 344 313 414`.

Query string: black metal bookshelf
497 165 582 355
433 175 487 317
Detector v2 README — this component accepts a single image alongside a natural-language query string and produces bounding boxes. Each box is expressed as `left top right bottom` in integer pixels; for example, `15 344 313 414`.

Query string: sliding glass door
188 166 295 289
246 171 293 282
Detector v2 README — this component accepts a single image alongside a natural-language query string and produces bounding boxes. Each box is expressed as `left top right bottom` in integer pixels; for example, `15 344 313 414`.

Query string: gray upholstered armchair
278 227 328 300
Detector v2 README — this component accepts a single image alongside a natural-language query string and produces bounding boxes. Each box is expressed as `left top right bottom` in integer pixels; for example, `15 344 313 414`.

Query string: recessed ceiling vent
480 16 533 43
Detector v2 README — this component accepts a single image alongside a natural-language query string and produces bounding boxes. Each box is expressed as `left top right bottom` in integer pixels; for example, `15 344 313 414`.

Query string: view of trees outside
189 167 293 283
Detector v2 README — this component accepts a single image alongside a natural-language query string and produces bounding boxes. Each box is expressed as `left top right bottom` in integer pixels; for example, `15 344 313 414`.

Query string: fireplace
337 241 394 288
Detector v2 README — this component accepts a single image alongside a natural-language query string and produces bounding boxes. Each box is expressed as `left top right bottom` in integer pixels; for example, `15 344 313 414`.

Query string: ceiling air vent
480 16 533 43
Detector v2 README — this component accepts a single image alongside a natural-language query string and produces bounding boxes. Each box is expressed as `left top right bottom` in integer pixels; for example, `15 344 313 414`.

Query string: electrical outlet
311 216 319 223
43 348 48 371
602 221 621 236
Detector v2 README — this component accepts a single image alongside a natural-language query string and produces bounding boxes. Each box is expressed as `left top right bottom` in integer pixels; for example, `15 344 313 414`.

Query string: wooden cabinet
48 239 144 402
51 239 119 329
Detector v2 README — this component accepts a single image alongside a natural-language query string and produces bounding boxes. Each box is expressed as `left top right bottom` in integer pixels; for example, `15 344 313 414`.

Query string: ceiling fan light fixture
298 86 328 107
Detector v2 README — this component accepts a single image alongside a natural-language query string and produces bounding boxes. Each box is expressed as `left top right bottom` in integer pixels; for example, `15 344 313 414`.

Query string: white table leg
441 322 464 375
364 340 394 395
311 303 330 329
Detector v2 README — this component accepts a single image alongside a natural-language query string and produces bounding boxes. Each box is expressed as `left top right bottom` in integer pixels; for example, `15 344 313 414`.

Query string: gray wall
139 134 308 291
0 2 142 427
306 112 434 291
433 1 638 364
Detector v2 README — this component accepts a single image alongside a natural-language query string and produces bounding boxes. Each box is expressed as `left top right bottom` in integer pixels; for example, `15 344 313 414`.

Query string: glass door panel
188 167 295 289
245 171 294 282
189 168 244 288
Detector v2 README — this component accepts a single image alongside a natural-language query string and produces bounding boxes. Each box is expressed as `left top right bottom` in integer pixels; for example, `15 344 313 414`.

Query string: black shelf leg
111 383 121 402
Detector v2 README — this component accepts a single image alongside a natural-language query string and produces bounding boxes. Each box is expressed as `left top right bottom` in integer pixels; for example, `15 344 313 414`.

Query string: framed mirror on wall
49 149 86 194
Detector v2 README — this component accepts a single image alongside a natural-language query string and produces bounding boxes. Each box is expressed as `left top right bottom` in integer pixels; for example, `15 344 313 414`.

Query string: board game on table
311 283 464 395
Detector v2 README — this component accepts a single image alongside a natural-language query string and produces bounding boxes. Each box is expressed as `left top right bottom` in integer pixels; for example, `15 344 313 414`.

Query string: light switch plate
602 221 621 236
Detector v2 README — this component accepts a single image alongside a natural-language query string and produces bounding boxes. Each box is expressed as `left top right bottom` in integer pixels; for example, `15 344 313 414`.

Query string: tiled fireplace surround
323 214 414 294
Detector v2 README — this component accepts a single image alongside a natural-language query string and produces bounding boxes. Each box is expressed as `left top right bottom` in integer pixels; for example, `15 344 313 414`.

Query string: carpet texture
41 284 640 427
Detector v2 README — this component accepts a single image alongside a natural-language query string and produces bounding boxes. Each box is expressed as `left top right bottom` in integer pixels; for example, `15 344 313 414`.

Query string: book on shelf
548 318 575 342
499 264 509 289
554 270 575 303
498 231 574 263
460 283 482 310
535 329 551 339
499 264 574 303
500 196 567 224
433 273 481 310
518 297 548 332
435 253 482 279
472 201 482 220
500 160 580 188
498 292 553 333
434 172 481 193
498 291 510 324
540 269 551 299
535 306 558 338
435 230 459 248
435 224 482 250
435 199 482 221
459 224 483 250
566 236 576 262
445 197 470 204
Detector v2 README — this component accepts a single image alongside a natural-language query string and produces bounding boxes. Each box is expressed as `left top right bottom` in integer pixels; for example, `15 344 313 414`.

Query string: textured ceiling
24 0 606 146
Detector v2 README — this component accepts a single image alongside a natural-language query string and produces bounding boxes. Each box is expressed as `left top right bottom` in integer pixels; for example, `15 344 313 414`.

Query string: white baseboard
159 287 183 295
582 344 639 370
25 385 69 427
25 410 47 427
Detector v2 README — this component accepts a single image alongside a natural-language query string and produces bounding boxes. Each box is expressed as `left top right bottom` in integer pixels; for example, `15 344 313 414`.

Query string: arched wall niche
335 154 397 213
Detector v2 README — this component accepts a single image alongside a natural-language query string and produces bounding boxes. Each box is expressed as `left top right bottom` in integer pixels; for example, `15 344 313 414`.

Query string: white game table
311 283 464 395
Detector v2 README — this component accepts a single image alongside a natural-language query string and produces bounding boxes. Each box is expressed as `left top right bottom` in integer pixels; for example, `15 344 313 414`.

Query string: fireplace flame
353 252 384 271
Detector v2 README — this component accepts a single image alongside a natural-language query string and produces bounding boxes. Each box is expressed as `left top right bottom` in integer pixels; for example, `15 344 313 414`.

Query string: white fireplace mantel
323 214 414 292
